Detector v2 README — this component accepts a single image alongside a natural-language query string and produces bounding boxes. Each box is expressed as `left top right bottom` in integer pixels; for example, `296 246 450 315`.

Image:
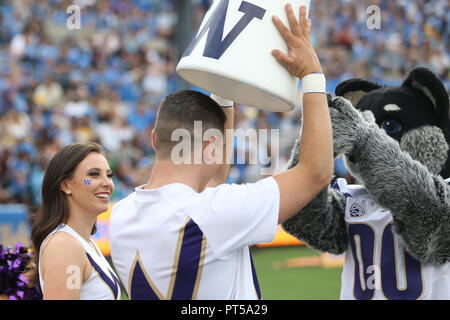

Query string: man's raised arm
272 4 334 224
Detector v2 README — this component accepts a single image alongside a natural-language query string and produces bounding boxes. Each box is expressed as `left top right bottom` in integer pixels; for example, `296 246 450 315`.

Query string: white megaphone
176 0 311 112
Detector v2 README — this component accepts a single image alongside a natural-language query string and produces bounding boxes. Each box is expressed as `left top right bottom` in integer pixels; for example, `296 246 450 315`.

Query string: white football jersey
334 178 450 300
110 177 279 300
39 224 121 300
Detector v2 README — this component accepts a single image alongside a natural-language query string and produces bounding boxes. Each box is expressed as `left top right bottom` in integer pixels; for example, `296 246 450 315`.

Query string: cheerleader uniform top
38 224 121 300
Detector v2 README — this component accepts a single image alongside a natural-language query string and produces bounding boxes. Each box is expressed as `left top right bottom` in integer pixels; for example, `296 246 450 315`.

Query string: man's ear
151 128 157 152
402 67 449 122
335 78 382 107
203 136 219 165
61 180 72 196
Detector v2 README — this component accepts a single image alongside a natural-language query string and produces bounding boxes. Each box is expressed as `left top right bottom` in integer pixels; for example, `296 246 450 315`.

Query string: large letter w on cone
183 0 266 60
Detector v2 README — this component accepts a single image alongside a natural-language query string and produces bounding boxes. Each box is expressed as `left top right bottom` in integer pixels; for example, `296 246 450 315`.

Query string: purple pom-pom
0 243 42 300
18 274 27 283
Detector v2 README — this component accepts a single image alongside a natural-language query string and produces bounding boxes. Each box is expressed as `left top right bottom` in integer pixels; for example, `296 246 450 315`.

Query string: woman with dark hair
24 142 121 300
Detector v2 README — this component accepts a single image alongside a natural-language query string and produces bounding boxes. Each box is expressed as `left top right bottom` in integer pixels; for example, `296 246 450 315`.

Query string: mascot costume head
336 67 449 178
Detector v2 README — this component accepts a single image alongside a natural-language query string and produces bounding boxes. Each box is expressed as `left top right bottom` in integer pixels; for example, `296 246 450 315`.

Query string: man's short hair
154 90 226 159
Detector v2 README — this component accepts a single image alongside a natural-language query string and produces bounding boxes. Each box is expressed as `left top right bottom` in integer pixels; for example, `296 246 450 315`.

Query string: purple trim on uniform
171 218 204 300
249 247 262 300
221 105 234 108
130 258 160 300
343 192 352 198
332 180 352 198
86 252 120 300
128 219 204 300
331 180 341 192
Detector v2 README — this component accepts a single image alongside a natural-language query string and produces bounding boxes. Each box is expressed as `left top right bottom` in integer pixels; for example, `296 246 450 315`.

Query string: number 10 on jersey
348 223 424 300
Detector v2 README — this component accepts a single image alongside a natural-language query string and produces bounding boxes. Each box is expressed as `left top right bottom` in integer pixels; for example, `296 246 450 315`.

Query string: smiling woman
23 142 121 300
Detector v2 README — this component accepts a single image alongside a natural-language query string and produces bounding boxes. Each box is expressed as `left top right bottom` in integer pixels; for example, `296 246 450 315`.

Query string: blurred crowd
0 0 448 207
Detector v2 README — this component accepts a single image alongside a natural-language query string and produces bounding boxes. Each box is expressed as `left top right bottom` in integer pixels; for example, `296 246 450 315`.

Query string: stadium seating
0 0 448 209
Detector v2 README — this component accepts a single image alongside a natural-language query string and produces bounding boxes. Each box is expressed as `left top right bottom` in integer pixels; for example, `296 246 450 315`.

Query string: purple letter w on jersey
183 0 266 60
129 219 207 300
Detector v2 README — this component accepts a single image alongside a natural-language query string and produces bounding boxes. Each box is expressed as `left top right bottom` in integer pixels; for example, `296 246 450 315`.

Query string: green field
251 246 342 300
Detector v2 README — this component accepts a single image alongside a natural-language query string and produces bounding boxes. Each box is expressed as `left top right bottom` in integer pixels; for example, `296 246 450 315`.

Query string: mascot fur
283 67 450 299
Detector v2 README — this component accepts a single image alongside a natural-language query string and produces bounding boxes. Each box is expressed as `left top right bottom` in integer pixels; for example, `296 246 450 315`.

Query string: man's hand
272 4 322 79
271 4 333 224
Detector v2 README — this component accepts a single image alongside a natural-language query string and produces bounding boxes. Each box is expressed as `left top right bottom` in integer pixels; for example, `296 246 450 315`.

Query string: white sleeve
189 177 280 256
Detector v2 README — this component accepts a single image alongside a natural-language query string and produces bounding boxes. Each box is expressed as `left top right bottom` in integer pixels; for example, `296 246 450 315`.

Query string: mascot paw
329 97 373 157
361 110 376 124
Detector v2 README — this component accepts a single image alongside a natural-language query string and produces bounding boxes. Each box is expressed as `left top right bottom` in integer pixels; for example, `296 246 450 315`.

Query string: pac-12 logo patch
350 203 365 217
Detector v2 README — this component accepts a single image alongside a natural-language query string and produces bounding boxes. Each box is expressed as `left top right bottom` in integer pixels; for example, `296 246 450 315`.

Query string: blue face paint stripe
86 252 120 300
249 247 262 300
171 219 204 300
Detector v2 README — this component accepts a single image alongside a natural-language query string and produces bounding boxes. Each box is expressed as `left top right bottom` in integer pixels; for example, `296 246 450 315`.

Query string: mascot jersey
334 178 450 300
110 177 279 300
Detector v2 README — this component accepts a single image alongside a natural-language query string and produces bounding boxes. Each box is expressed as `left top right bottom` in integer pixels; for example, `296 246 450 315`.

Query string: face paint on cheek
83 179 92 186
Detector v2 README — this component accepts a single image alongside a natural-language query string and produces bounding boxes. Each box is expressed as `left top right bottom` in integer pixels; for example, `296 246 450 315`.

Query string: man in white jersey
282 67 450 300
110 5 334 299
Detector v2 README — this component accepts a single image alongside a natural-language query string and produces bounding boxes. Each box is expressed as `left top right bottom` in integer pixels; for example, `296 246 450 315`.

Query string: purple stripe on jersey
331 180 340 191
249 247 262 300
86 253 120 300
171 218 204 300
130 258 160 300
331 180 352 198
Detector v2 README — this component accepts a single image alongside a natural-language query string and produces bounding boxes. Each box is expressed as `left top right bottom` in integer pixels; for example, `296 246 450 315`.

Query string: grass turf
251 245 342 300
